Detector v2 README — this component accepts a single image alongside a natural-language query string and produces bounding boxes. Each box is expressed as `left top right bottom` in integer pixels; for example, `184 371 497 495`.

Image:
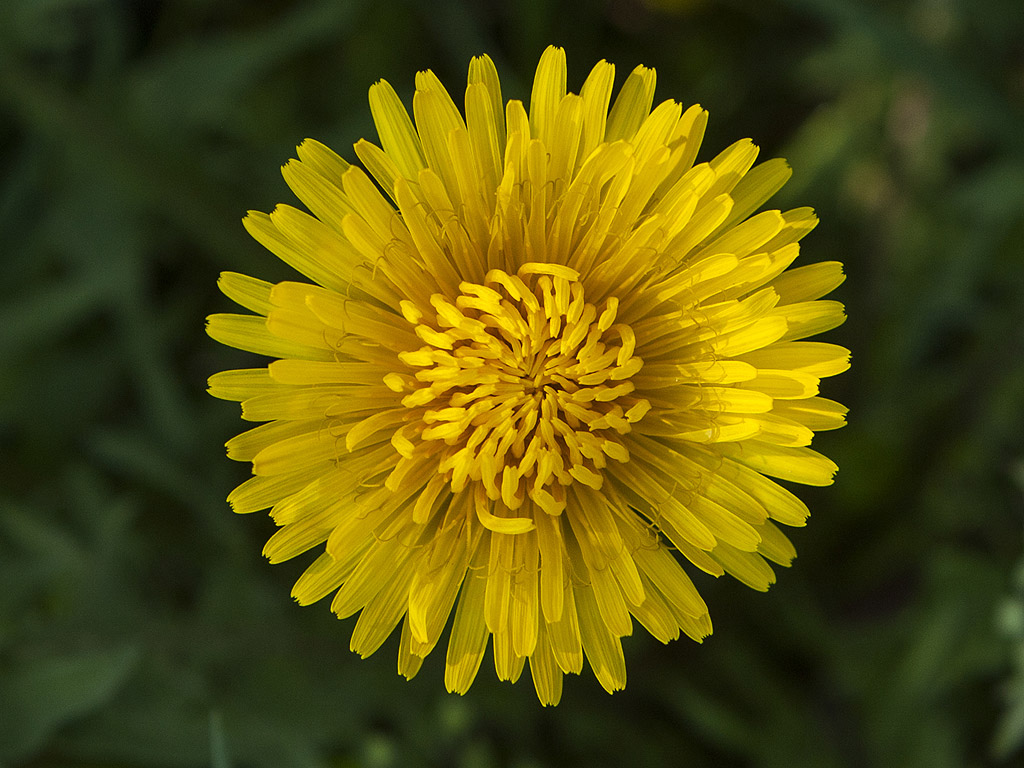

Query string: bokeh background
2 0 1023 765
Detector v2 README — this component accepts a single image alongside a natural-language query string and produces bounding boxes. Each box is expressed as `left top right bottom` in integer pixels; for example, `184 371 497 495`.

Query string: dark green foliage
1 0 1022 765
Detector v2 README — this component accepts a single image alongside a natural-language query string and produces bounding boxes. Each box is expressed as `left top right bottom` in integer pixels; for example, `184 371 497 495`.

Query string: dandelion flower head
207 46 849 705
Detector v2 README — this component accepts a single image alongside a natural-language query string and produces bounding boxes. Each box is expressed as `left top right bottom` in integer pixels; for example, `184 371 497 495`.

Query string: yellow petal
772 260 846 303
368 78 426 180
711 541 776 591
529 45 567 146
738 341 851 377
207 368 282 402
718 441 838 486
576 585 627 693
218 272 273 315
206 314 333 361
444 547 490 694
605 64 656 142
528 623 564 706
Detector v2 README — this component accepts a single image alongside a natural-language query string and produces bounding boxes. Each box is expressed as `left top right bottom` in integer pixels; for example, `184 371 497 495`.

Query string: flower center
395 263 650 517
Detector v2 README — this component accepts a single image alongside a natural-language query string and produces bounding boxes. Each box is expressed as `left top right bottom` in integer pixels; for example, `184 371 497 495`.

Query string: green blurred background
1 0 1023 765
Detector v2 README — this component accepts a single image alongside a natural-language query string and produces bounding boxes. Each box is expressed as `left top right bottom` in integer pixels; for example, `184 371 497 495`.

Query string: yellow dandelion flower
207 46 849 706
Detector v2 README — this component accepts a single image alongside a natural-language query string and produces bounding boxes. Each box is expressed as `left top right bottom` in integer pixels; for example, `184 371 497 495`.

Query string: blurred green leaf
0 644 140 762
0 277 111 360
210 709 232 768
128 0 362 140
